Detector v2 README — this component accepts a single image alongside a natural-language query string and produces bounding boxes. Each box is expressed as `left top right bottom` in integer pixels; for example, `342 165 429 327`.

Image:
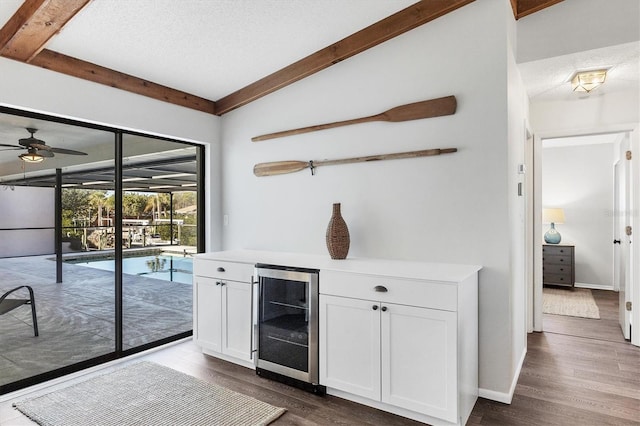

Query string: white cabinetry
320 269 477 426
193 258 255 368
194 250 479 425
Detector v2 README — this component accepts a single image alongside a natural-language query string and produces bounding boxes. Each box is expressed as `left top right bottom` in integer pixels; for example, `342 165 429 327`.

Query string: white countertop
195 249 481 283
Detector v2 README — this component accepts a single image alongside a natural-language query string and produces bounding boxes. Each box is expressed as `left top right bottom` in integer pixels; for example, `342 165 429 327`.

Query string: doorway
532 127 638 346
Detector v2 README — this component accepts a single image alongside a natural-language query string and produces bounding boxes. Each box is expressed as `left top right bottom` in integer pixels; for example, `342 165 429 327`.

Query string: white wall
0 56 223 251
542 143 615 287
220 0 519 397
531 91 640 133
0 186 54 257
507 29 529 395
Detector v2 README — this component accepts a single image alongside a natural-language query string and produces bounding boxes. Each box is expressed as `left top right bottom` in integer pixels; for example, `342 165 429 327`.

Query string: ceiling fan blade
0 143 22 148
30 143 87 156
48 147 87 156
38 149 55 158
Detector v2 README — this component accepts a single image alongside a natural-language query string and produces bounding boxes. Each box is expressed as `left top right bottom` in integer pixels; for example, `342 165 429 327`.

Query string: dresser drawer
543 273 572 286
194 259 255 283
320 269 457 311
542 245 573 256
543 254 572 265
543 264 572 275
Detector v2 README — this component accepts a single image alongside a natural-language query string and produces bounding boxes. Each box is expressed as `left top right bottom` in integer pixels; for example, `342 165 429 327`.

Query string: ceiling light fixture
571 69 607 93
19 148 44 163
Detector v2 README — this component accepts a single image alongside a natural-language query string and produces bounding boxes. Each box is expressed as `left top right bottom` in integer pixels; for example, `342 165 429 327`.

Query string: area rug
13 361 286 426
543 287 600 319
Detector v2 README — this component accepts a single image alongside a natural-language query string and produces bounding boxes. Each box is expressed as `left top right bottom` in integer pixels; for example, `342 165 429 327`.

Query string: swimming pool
69 253 193 284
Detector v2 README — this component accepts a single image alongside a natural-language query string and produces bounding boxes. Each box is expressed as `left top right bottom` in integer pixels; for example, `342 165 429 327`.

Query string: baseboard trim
478 347 527 404
575 282 615 291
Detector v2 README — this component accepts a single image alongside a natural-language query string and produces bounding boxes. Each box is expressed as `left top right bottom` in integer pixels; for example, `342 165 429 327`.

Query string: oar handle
251 114 381 142
316 148 457 167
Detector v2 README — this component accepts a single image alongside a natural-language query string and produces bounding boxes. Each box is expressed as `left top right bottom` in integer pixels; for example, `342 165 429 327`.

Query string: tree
88 190 108 226
122 193 148 218
62 189 91 232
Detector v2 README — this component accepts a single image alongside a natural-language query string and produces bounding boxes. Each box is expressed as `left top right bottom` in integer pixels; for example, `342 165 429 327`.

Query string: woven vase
326 203 350 260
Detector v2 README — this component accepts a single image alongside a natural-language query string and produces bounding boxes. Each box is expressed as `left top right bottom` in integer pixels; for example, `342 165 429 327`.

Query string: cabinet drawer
543 264 572 275
542 245 573 256
321 270 457 311
194 259 254 283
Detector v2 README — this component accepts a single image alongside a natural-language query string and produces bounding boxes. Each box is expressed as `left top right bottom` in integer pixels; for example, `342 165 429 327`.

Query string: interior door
617 138 632 340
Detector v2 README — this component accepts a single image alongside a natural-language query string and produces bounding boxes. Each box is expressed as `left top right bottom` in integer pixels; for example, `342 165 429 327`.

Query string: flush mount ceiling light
571 69 608 93
18 147 44 163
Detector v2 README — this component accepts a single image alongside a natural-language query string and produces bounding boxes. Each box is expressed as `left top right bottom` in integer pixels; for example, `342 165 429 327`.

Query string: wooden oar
254 148 457 177
251 96 457 142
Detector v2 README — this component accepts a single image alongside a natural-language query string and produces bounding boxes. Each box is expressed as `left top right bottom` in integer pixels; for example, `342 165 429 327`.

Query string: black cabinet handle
614 239 621 244
372 305 378 310
374 285 388 293
217 267 225 272
381 306 388 312
215 281 221 286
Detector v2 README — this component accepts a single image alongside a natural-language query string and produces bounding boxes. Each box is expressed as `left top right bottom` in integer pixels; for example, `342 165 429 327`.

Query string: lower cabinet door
381 303 457 422
194 277 222 353
222 280 253 361
319 295 381 401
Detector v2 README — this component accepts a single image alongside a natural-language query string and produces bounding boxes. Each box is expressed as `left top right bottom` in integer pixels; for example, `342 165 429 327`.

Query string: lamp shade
543 208 565 224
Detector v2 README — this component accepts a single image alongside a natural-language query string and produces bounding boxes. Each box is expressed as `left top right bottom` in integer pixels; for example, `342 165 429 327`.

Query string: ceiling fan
0 128 88 163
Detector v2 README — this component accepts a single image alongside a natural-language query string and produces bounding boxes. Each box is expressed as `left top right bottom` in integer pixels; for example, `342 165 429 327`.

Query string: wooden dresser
542 244 575 288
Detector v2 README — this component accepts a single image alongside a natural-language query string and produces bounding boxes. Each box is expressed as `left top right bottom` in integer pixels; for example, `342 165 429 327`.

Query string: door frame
531 123 639 346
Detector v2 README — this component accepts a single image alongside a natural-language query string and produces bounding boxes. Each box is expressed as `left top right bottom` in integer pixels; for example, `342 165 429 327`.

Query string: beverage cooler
254 264 323 393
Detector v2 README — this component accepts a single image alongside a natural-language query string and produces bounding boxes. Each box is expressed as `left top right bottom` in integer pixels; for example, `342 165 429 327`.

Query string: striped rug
14 361 286 426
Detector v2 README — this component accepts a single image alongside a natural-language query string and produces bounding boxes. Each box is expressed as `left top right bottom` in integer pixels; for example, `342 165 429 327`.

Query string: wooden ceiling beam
29 49 217 115
515 0 564 20
0 0 216 115
214 0 475 115
0 0 91 62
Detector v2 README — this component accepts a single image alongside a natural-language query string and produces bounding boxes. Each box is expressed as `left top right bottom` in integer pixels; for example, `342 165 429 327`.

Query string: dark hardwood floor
2 290 638 425
470 289 639 425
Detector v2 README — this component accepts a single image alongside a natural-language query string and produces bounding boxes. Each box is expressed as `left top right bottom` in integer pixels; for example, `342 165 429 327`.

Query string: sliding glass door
0 113 116 392
120 134 197 350
0 108 202 394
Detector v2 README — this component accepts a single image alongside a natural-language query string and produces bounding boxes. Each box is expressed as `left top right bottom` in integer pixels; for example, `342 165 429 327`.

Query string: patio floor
0 249 193 388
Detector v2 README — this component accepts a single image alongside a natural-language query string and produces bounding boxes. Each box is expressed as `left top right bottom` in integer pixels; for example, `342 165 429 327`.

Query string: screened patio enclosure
0 107 204 394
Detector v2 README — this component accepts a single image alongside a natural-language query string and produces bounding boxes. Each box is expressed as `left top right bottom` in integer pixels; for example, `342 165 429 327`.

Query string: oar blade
253 160 310 177
383 95 457 122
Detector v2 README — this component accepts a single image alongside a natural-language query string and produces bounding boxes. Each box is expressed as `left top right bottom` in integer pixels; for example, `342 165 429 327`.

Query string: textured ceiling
519 41 640 102
45 0 416 101
1 0 638 105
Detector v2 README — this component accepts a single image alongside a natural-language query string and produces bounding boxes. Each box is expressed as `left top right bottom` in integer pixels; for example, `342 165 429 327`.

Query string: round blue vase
544 223 561 244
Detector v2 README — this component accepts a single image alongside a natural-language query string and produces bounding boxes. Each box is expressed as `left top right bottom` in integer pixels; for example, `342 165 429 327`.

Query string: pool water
71 254 193 284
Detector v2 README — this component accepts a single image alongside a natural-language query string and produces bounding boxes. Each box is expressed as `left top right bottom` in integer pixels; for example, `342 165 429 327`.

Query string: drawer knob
374 285 388 293
217 267 225 272
372 305 379 311
215 281 222 286
381 306 388 312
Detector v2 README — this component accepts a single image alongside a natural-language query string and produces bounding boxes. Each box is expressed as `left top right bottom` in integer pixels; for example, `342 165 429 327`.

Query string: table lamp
543 208 565 244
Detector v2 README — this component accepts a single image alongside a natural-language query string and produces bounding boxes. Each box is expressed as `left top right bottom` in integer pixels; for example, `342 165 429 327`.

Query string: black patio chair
0 286 39 336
